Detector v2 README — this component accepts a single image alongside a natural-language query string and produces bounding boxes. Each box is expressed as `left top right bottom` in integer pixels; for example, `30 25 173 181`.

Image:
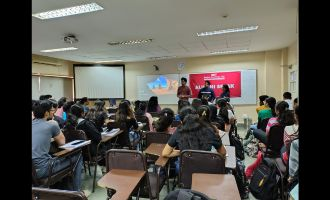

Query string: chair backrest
105 149 153 198
266 125 285 157
32 187 88 200
62 130 91 162
179 150 226 188
258 118 270 131
135 115 150 131
106 149 146 172
145 132 171 147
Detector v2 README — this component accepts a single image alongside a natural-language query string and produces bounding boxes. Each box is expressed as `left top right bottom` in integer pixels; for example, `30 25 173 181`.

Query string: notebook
59 140 91 150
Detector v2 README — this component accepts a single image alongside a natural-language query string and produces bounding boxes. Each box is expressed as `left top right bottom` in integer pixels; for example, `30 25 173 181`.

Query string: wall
125 48 292 123
32 55 75 100
32 43 297 122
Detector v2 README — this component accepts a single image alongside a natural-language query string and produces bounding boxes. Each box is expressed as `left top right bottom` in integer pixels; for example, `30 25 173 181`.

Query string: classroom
32 1 299 199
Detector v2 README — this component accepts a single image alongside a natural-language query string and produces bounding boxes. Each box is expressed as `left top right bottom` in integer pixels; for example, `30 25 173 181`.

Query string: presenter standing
220 84 230 98
177 77 192 110
198 80 215 103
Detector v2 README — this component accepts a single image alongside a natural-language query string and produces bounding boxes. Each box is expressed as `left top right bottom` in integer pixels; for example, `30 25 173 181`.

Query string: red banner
189 71 241 98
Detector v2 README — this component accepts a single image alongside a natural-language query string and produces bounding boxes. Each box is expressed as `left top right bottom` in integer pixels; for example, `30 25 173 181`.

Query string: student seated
162 106 226 173
135 101 154 131
154 108 176 134
32 100 83 191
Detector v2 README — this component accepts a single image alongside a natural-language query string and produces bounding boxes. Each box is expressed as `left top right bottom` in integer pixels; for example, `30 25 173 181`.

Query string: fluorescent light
95 60 123 63
40 47 78 53
197 25 258 36
32 3 103 20
148 56 177 60
210 49 248 55
108 39 153 46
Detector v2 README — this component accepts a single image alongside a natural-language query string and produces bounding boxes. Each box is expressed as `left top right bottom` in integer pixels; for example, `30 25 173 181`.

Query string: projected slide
137 74 188 104
147 75 178 95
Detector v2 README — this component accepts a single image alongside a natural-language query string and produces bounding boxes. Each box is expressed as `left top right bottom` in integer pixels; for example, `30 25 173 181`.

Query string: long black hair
216 98 229 124
276 101 295 126
135 101 147 116
178 114 217 151
155 108 175 132
147 96 159 112
266 97 277 117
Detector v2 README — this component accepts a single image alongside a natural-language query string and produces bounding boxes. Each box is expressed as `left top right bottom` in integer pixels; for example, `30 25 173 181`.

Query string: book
59 140 91 150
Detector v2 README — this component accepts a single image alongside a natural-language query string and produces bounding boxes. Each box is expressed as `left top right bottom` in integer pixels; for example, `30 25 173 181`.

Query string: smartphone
71 140 85 145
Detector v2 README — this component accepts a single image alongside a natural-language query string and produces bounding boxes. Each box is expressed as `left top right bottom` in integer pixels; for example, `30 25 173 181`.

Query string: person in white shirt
283 92 293 110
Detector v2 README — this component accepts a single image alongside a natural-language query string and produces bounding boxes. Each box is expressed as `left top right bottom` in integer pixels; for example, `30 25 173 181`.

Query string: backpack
249 158 279 200
234 159 249 199
229 125 245 160
164 189 212 200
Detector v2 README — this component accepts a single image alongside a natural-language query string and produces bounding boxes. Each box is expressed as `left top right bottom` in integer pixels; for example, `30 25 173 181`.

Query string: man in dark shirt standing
177 77 192 110
198 80 216 103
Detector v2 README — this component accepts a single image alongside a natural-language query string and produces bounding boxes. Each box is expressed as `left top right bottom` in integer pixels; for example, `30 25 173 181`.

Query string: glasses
49 109 56 112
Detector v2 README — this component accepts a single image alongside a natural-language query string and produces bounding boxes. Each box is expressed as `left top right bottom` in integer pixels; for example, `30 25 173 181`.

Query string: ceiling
32 0 298 63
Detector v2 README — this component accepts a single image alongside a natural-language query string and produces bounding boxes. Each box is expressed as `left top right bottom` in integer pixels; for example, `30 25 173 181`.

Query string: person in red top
177 77 192 110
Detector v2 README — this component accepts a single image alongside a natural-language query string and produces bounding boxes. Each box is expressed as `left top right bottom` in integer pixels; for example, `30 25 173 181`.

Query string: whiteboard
230 70 257 105
32 76 73 100
74 65 125 99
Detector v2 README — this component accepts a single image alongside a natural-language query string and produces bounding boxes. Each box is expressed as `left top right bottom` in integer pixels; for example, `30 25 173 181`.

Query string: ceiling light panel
210 49 248 55
197 26 258 37
40 47 78 53
108 39 153 46
32 3 104 20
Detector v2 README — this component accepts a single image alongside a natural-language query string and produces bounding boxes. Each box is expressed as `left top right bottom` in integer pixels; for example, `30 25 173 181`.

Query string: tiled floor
82 125 258 199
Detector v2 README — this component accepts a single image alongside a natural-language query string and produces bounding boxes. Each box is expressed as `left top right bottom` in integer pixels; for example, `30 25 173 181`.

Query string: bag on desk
249 158 279 200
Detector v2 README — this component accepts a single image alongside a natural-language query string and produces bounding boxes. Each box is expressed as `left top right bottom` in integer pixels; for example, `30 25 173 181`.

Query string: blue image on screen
147 76 168 89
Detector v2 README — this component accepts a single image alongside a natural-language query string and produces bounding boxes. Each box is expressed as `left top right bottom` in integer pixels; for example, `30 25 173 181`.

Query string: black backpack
233 159 249 199
229 125 245 160
164 189 211 200
249 158 279 200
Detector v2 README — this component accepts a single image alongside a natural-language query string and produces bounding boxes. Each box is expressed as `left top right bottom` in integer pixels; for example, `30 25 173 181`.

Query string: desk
225 146 236 169
101 130 123 143
144 143 168 167
53 140 90 157
191 173 241 200
98 169 145 200
220 131 230 146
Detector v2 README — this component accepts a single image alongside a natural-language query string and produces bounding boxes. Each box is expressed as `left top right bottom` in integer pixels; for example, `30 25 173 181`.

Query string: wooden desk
225 145 236 169
98 169 146 200
144 143 168 167
101 130 123 143
192 173 241 200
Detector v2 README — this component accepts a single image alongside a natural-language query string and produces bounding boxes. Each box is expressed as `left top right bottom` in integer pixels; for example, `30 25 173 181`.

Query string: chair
274 158 288 200
178 150 226 189
265 125 285 158
62 129 92 176
32 187 87 200
32 149 82 188
105 149 166 200
257 118 270 132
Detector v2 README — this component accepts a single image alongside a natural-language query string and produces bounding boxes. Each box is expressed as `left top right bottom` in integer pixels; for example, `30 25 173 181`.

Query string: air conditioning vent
32 59 61 66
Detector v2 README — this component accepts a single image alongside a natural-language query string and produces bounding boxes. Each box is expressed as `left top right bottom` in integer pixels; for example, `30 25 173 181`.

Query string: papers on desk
101 128 120 136
59 140 91 150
